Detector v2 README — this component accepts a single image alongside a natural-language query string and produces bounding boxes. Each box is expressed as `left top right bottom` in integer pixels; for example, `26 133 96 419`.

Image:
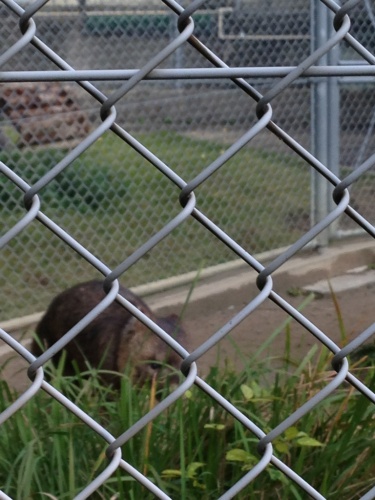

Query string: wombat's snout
116 313 186 388
32 280 187 388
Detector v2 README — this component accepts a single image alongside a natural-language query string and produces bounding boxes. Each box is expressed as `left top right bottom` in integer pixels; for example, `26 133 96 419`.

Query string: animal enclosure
1 0 375 498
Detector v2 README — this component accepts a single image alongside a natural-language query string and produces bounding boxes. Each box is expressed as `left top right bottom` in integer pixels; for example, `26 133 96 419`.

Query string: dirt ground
2 261 375 392
160 277 375 376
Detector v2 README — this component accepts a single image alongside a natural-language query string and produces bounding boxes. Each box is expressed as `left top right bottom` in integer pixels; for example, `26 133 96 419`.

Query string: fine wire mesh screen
0 0 317 321
1 0 375 319
1 0 375 499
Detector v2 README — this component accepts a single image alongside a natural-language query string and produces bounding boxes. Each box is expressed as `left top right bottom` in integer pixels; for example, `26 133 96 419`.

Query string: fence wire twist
0 0 375 498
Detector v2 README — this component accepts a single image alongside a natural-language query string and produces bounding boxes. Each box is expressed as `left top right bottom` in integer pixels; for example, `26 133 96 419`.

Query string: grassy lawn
0 342 373 499
1 130 310 319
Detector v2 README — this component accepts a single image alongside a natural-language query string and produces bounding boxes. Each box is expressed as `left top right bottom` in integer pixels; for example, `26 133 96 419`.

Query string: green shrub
1 148 128 214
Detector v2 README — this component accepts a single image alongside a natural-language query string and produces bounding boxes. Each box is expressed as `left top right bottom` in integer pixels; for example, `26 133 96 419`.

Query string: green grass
1 130 310 319
0 343 373 499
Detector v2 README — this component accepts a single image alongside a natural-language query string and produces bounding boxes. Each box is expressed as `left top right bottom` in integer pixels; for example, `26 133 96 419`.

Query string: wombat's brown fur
32 280 185 386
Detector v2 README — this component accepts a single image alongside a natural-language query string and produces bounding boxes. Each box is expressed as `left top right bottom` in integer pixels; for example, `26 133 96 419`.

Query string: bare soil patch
160 277 375 376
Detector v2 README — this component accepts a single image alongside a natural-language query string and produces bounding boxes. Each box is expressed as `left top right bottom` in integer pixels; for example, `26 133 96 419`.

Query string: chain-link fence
1 0 375 498
1 0 374 320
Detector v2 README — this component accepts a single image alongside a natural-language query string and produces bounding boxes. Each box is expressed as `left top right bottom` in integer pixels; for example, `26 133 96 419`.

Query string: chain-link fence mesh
1 0 374 318
2 0 373 319
1 0 375 498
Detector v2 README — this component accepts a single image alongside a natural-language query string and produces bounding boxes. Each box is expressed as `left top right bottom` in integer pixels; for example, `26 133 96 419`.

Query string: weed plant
0 339 373 499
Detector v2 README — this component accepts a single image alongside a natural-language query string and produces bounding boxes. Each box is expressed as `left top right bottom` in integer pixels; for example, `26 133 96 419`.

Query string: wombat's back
33 280 185 384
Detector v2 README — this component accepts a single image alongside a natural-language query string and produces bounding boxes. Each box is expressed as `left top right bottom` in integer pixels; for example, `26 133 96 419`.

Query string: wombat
32 280 186 387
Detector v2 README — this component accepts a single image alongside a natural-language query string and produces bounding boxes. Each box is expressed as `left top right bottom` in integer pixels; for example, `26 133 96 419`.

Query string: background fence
1 0 375 320
1 0 375 498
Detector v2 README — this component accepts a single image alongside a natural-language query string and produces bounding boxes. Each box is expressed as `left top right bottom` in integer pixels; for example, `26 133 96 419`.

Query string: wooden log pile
0 83 91 146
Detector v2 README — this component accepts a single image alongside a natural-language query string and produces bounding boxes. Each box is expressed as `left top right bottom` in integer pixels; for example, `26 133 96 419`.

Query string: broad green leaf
275 441 289 454
226 448 253 463
284 427 300 440
296 436 325 447
240 384 254 401
193 480 206 490
187 462 205 478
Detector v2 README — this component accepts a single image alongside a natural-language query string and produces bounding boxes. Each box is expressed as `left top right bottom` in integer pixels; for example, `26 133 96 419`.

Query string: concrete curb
1 238 374 340
0 245 290 335
302 266 375 296
147 237 375 310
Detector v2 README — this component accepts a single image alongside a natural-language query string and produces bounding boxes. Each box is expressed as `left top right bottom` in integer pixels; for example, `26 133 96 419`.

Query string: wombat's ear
158 314 185 339
161 314 180 330
164 313 180 324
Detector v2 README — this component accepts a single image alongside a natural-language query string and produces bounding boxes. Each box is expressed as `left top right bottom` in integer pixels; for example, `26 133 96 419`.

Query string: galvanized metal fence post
311 0 341 246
